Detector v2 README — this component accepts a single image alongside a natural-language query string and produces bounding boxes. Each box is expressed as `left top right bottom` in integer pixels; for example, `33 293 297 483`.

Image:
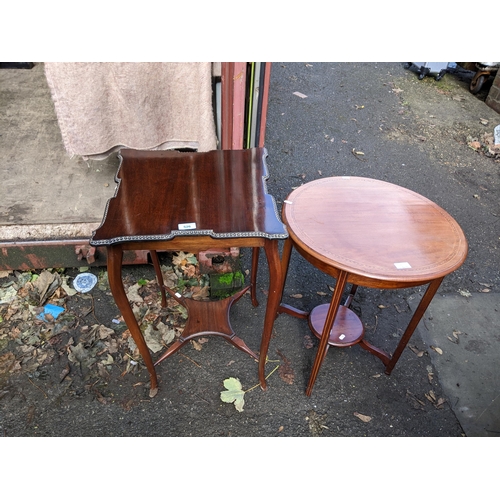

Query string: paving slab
411 292 500 436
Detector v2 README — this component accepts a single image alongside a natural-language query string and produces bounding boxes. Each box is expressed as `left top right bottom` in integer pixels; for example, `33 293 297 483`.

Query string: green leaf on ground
220 377 245 412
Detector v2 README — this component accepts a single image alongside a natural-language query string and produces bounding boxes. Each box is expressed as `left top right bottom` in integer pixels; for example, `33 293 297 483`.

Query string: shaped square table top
91 147 287 246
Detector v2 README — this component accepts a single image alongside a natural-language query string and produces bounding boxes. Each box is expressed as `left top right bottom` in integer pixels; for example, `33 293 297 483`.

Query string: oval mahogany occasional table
279 176 468 396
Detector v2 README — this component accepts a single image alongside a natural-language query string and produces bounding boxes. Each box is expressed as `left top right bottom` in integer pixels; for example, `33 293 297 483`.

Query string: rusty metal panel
221 62 247 150
0 240 149 271
258 63 272 147
221 62 234 149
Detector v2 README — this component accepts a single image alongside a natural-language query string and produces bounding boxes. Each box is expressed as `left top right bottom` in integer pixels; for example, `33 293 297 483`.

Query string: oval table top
283 176 468 287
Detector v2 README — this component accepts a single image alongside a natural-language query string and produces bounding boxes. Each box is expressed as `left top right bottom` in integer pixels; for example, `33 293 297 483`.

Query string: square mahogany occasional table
279 176 468 396
90 147 287 394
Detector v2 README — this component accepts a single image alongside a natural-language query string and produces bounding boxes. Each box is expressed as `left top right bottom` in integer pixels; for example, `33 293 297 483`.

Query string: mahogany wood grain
92 148 286 245
106 245 158 390
280 176 468 396
90 148 287 393
284 177 467 287
154 285 257 364
308 304 364 347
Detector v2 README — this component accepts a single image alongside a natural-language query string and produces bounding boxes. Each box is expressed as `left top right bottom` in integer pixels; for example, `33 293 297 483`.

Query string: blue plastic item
37 304 65 322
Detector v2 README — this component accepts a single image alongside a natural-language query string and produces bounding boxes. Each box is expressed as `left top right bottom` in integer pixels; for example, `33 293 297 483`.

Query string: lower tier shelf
308 304 365 347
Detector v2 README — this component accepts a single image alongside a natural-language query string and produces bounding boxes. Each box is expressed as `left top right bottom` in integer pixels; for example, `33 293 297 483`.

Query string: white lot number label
394 262 412 270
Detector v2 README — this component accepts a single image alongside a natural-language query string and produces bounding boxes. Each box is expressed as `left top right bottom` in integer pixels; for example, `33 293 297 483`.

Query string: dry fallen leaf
406 390 426 408
34 270 61 306
172 251 190 267
277 350 295 385
425 391 446 408
409 345 425 357
0 352 17 376
142 325 164 353
317 291 327 296
126 283 144 303
448 330 461 344
303 335 314 349
290 293 303 299
220 377 245 412
182 264 197 278
431 346 443 355
191 340 203 351
354 412 372 423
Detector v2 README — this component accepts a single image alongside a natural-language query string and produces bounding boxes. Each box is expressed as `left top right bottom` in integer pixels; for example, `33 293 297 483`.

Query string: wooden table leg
280 234 293 290
251 247 260 307
360 277 444 374
150 250 167 307
384 277 444 374
344 284 358 308
306 270 348 397
276 237 309 319
107 245 158 393
258 239 283 389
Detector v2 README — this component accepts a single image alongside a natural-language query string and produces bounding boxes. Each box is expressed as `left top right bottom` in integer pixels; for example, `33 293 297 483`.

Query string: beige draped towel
44 62 218 159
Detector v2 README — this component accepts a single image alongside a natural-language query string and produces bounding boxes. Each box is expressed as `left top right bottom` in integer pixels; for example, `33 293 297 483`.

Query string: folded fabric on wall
44 62 218 159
